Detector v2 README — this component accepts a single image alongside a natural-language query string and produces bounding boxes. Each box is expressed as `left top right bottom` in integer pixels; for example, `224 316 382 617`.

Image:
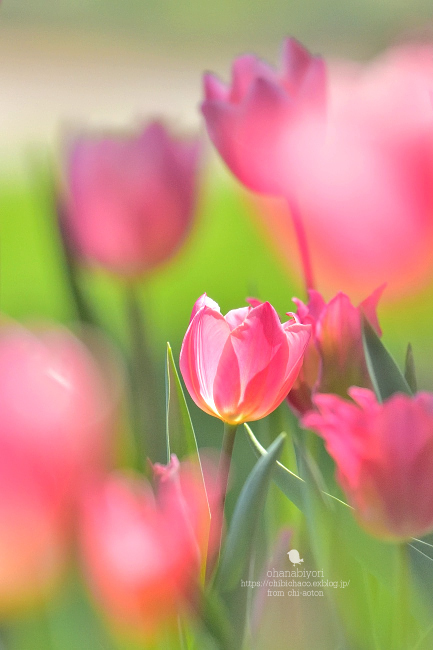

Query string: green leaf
216 433 286 593
404 343 418 393
408 541 433 622
193 589 234 650
362 314 412 402
165 343 210 585
245 423 305 511
165 342 202 464
245 423 396 588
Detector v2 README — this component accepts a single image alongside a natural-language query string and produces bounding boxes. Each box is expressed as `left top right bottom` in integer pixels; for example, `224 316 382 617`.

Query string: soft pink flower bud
304 389 433 541
81 456 218 639
0 324 114 611
62 121 201 277
202 38 326 195
288 287 383 415
180 294 311 425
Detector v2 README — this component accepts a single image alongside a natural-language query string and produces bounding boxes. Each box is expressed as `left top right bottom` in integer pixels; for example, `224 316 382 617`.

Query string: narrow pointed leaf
216 433 286 592
165 343 210 584
362 314 412 402
404 343 418 393
245 423 305 511
165 342 202 463
246 423 396 588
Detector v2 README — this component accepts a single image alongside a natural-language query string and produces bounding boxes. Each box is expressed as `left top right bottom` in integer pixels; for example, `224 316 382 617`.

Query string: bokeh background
1 1 433 648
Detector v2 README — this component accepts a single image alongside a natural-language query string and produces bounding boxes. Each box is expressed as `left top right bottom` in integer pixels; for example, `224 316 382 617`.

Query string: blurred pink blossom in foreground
288 287 383 415
0 324 114 612
304 389 433 541
81 455 219 640
180 294 311 425
62 121 201 278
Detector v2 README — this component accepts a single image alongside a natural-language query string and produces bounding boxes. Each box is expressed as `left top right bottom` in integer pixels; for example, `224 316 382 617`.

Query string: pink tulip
202 38 326 196
304 389 433 541
0 456 66 615
81 455 218 639
0 325 113 510
62 121 200 277
250 44 433 298
288 287 383 415
0 324 114 610
180 294 311 425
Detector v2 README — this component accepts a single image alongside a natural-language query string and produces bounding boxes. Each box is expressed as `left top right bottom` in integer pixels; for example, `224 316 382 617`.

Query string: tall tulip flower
202 37 326 290
304 389 433 541
0 324 114 612
245 44 433 299
180 294 310 562
202 37 326 197
81 455 219 640
287 287 383 415
61 121 200 278
180 294 311 426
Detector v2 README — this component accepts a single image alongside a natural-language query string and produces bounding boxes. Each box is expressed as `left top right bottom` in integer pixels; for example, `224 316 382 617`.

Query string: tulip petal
180 307 230 417
213 303 298 423
359 284 385 336
225 307 250 331
203 72 229 102
189 294 220 323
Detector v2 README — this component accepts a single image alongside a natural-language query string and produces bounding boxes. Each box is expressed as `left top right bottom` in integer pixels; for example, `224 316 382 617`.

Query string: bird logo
287 549 304 566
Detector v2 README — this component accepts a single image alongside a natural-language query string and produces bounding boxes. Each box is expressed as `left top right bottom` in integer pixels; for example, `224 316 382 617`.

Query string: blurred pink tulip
0 456 66 615
81 455 218 639
0 325 113 509
62 121 200 277
288 287 383 415
180 294 311 425
304 389 433 541
153 454 222 564
202 37 326 196
0 324 114 610
250 44 433 298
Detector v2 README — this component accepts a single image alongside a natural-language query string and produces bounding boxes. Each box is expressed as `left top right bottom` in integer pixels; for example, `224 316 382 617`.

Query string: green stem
58 212 96 325
206 422 238 583
394 542 410 650
125 284 165 469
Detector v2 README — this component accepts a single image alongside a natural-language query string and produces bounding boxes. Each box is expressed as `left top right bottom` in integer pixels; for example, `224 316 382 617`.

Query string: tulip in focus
304 389 433 541
287 287 383 415
0 324 114 612
81 455 219 640
61 121 200 277
202 37 326 196
180 294 311 425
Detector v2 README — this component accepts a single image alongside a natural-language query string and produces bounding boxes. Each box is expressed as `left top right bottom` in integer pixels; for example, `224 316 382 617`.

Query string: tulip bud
287 287 383 415
61 121 201 278
202 38 326 197
180 294 311 425
81 456 218 640
0 324 114 612
304 389 433 541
